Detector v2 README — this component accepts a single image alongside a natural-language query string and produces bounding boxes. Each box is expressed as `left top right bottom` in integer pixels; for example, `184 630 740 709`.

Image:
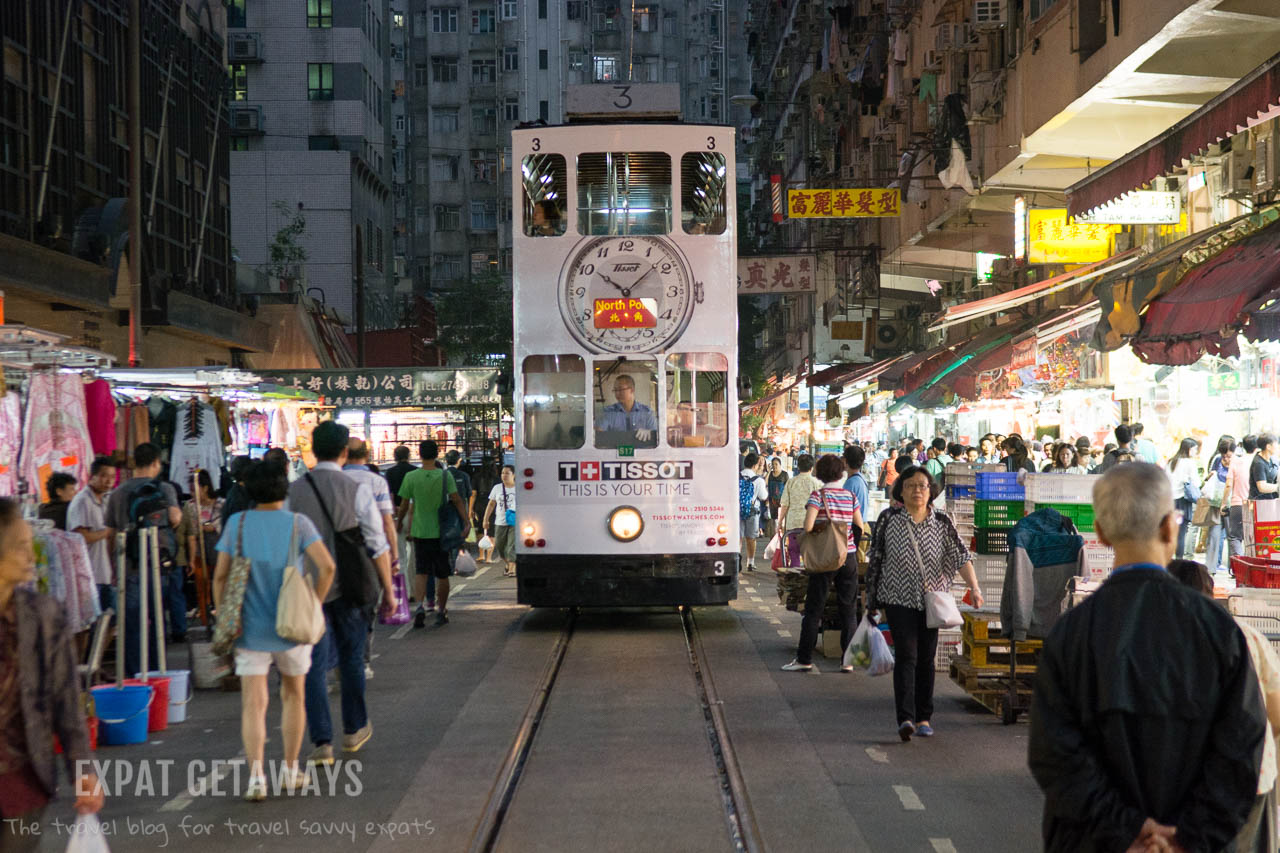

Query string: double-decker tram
511 86 739 607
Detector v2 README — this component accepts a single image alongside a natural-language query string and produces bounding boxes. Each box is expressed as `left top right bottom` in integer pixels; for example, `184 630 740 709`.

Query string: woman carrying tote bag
782 454 865 674
865 466 984 742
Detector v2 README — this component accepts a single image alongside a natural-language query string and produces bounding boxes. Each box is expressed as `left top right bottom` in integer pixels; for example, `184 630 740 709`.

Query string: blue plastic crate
946 484 975 499
975 471 1025 500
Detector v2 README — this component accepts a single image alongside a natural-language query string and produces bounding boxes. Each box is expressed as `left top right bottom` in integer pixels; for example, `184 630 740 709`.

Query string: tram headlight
607 506 644 542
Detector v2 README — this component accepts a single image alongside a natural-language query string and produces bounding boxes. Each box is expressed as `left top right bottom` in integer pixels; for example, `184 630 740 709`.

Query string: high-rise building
227 0 396 326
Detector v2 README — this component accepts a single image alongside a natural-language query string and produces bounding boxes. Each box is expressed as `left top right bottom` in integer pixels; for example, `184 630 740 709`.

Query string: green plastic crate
973 500 1025 529
1034 502 1096 531
974 528 1010 554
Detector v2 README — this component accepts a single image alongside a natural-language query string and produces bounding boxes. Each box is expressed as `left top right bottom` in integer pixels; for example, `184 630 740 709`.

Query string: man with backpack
105 442 183 679
739 452 768 570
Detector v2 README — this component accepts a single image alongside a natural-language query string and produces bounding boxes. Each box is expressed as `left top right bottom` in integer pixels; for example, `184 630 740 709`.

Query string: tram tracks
466 607 766 853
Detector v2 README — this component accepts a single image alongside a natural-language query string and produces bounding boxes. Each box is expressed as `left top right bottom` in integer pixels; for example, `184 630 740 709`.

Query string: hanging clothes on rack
34 528 100 633
209 397 235 447
18 372 93 500
269 405 299 448
114 400 151 468
244 410 270 446
0 392 21 497
148 396 179 459
169 399 224 493
83 379 117 457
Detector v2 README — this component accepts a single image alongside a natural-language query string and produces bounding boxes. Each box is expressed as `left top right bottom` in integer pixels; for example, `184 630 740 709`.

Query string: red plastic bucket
123 676 171 732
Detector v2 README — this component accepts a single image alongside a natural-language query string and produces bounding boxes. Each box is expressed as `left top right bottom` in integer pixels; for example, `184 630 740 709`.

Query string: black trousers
796 553 858 666
883 604 939 724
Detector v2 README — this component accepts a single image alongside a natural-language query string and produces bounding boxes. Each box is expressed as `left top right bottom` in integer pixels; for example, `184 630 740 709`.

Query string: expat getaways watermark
5 815 436 847
73 758 364 798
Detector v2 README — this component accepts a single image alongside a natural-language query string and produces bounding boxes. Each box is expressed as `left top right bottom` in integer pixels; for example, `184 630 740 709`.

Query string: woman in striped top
782 454 865 673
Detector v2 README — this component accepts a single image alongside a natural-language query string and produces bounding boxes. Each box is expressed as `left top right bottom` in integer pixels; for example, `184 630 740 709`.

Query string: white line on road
767 617 782 625
475 567 490 577
776 629 792 638
453 584 467 592
160 756 245 811
930 839 958 853
865 747 889 764
750 596 764 602
893 785 925 810
390 622 413 640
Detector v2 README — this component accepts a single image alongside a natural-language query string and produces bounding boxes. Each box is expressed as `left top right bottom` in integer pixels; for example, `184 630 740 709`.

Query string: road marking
161 756 245 811
390 623 413 640
453 584 467 592
776 629 792 638
750 596 763 602
475 567 489 577
865 747 889 764
893 785 925 810
929 840 957 853
767 617 782 625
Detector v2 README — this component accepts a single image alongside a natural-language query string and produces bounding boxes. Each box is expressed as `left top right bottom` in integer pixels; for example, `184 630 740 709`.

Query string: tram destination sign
261 368 501 407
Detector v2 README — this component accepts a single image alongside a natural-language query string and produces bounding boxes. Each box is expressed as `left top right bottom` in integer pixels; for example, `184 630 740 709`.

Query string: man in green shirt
396 440 471 627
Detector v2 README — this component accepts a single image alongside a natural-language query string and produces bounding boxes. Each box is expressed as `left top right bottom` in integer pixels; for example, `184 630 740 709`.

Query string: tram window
593 358 659 449
521 154 567 237
577 152 672 236
664 353 729 447
522 355 586 449
681 153 728 235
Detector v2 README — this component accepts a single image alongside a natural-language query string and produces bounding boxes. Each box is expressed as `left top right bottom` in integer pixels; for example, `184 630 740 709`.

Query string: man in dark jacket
1029 462 1266 853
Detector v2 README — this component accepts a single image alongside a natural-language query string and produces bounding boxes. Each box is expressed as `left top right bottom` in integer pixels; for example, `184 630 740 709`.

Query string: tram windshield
593 358 659 449
665 353 729 447
578 152 672 236
522 355 586 449
681 153 728 235
521 154 568 237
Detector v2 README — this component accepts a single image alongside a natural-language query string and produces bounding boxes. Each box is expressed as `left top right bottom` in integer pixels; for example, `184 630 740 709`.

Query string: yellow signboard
787 188 900 218
1027 209 1116 264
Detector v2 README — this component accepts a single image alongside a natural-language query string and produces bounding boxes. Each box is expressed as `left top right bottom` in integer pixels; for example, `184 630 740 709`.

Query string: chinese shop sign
261 369 501 408
1027 209 1117 264
786 188 900 218
737 255 817 294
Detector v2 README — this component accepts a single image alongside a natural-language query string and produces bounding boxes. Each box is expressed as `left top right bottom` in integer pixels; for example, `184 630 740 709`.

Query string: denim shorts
741 514 761 539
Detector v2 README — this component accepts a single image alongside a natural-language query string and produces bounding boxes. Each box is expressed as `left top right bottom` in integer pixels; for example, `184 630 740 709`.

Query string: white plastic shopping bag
866 624 894 676
478 534 494 551
66 814 110 853
762 536 779 562
454 551 478 577
843 614 894 676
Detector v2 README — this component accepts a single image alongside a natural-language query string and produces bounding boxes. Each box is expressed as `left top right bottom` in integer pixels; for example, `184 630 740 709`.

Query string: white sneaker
780 659 814 672
244 776 267 802
364 664 374 679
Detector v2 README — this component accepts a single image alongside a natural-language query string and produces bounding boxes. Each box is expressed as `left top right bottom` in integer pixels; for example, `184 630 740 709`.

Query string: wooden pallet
962 638 1041 670
949 657 1034 724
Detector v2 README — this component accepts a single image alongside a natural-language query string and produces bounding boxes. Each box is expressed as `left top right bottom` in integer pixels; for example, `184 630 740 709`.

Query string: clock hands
598 273 631 297
626 260 663 293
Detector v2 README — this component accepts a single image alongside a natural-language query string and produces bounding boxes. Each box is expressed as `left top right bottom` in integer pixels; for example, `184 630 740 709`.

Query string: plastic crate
946 484 976 499
973 553 1006 584
1033 502 1096 531
1082 540 1114 580
1023 473 1097 504
974 528 1010 554
948 496 974 518
974 499 1025 528
935 629 962 672
975 472 1025 500
1232 556 1280 589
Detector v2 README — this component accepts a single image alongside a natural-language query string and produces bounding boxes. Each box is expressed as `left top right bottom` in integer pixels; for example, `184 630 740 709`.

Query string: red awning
1130 219 1280 365
743 374 806 410
809 352 913 388
1068 52 1280 218
807 362 861 387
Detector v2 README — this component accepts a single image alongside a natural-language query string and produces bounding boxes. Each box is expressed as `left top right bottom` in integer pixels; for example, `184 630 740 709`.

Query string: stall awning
927 251 1140 332
743 374 806 411
878 346 950 392
1067 51 1280 219
1130 218 1280 365
807 362 862 388
809 352 913 389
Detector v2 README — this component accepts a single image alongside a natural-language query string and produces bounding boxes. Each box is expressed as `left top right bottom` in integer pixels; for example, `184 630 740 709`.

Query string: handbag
799 490 848 574
211 515 252 656
905 516 963 629
1191 496 1214 526
378 573 412 625
438 469 464 552
305 474 380 608
276 514 326 645
502 484 516 527
1182 467 1202 504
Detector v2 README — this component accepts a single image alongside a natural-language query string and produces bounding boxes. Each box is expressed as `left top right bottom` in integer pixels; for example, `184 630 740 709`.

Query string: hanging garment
268 406 299 448
1001 508 1085 641
35 529 100 633
148 397 178 459
83 379 117 457
244 411 270 446
0 393 21 497
938 139 977 196
169 401 224 493
210 397 234 446
18 373 93 500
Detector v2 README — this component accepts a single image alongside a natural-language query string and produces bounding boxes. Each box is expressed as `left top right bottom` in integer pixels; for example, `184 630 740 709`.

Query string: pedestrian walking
1029 462 1267 853
385 445 418 593
481 465 518 577
866 466 984 741
1250 433 1279 500
395 440 471 626
1133 421 1160 465
879 447 899 490
781 454 864 673
287 421 394 765
739 452 768 569
445 451 476 554
67 457 117 613
1199 442 1233 573
1001 435 1036 474
777 454 820 567
221 455 254 526
342 438 398 679
1167 437 1201 559
842 445 870 524
213 462 336 801
0 499 104 850
1227 435 1257 557
173 470 222 642
765 458 789 539
37 472 77 531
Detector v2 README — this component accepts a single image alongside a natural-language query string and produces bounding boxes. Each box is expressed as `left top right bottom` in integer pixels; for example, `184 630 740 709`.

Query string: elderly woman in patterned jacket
0 498 103 850
866 466 984 742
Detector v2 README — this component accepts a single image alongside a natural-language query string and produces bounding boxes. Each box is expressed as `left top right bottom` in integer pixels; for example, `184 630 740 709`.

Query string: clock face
559 236 695 354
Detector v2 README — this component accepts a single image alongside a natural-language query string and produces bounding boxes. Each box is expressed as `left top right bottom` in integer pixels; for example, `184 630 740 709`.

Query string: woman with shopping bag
866 466 984 741
1197 441 1234 573
781 454 865 674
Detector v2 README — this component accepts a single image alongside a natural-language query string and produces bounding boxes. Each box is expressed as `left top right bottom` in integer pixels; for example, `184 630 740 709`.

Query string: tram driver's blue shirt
597 402 658 433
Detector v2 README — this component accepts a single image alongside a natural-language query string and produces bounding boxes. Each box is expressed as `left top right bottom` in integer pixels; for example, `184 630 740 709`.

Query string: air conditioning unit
974 0 1007 28
1254 120 1279 192
874 321 908 352
229 105 263 133
922 49 943 71
1223 144 1253 196
229 33 262 61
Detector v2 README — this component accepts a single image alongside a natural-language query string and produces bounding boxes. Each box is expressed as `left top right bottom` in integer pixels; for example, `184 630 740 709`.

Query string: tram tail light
536 538 546 548
706 537 716 547
607 506 644 542
524 538 536 547
523 481 533 490
718 537 728 546
523 468 534 477
717 523 728 534
522 523 536 538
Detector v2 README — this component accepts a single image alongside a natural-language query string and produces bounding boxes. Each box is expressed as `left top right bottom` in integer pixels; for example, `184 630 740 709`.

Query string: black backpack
126 479 177 569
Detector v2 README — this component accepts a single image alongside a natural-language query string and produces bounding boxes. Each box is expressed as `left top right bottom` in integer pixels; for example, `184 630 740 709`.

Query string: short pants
413 537 453 579
740 513 761 540
234 644 312 676
494 526 516 563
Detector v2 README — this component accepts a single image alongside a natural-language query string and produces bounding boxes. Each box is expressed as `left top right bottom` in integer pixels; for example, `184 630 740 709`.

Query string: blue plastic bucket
140 670 191 724
91 685 153 746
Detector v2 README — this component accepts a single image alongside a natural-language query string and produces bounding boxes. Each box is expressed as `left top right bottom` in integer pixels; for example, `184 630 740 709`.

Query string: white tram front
511 105 739 607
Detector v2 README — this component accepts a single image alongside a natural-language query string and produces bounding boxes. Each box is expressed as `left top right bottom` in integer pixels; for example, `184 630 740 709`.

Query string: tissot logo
558 461 694 481
612 263 642 272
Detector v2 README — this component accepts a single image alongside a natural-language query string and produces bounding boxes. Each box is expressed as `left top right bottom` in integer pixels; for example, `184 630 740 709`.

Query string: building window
472 57 496 83
634 5 657 32
432 254 463 280
415 207 429 234
1030 0 1061 19
568 50 584 71
227 0 246 27
431 56 458 82
413 63 428 85
593 55 618 82
503 97 519 121
307 0 332 27
567 1 584 20
470 201 497 230
471 151 495 183
472 104 496 134
413 11 427 34
392 11 404 27
434 205 461 231
432 7 458 32
231 137 249 151
307 63 334 100
503 47 519 72
229 63 248 100
470 251 496 275
637 55 659 82
472 8 495 33
308 135 338 150
395 115 405 131
538 49 548 70
663 12 676 36
538 0 547 19
539 99 549 122
432 107 460 132
501 0 517 19
431 155 459 181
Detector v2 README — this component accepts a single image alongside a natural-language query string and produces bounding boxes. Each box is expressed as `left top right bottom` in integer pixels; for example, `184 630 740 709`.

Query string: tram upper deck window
521 154 567 237
593 358 658 449
665 353 729 447
522 355 586 449
681 153 728 235
577 152 672 236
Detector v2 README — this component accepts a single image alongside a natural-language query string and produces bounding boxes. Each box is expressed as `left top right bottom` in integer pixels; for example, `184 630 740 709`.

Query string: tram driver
596 374 658 449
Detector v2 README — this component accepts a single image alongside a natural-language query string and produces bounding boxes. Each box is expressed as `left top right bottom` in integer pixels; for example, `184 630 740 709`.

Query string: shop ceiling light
607 506 644 542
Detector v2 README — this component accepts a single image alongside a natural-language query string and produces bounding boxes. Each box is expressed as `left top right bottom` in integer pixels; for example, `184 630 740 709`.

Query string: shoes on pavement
243 776 267 802
364 664 374 679
307 744 334 766
426 601 436 612
413 610 426 629
898 721 916 742
281 767 308 795
840 665 854 673
915 723 934 737
781 659 813 672
435 610 449 626
342 723 372 753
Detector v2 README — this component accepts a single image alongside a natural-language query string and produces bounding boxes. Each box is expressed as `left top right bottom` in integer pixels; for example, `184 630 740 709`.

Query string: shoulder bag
305 474 380 608
906 514 963 629
502 484 516 527
211 515 252 656
800 489 848 574
276 514 326 645
438 469 464 553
